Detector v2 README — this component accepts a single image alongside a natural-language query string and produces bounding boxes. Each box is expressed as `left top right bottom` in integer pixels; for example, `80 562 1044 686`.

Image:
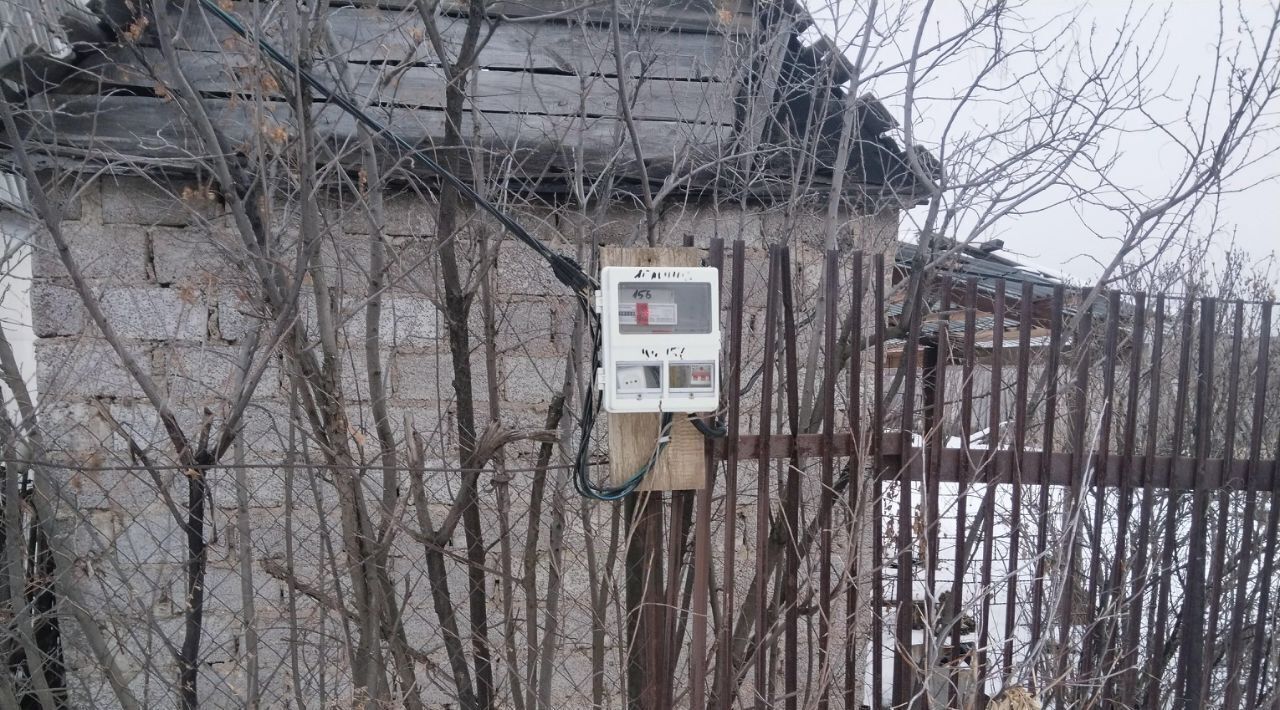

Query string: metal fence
659 239 1280 709
3 238 1279 709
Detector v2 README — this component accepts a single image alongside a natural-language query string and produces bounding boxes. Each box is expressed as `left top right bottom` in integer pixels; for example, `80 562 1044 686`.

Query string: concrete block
100 175 224 227
75 468 183 513
212 289 261 342
379 294 439 347
35 339 148 399
30 282 88 337
325 187 438 237
199 564 284 617
113 506 186 565
37 400 114 456
502 355 566 405
150 225 244 286
100 286 208 341
492 298 562 355
842 205 899 253
236 400 295 454
32 170 85 221
392 349 489 402
316 231 373 293
31 223 148 282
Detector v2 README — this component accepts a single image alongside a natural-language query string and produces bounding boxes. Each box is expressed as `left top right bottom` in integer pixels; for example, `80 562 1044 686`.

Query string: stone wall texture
29 174 898 708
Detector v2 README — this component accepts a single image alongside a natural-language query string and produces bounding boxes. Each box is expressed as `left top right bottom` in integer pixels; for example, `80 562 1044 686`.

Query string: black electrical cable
688 412 726 439
194 0 595 297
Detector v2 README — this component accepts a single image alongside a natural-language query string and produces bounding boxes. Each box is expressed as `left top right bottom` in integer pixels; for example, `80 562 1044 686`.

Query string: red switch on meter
690 364 712 385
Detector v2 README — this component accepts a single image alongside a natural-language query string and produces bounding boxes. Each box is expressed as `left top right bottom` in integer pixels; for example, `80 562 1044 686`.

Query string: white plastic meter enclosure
597 266 721 413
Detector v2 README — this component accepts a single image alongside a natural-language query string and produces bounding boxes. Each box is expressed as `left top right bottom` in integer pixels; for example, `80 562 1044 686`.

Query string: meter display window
616 282 713 334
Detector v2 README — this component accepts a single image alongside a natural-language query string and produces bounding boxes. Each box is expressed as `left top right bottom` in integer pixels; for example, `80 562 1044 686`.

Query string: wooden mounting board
601 246 707 491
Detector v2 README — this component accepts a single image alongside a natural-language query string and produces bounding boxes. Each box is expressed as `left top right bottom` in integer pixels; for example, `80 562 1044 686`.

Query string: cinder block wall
29 173 898 708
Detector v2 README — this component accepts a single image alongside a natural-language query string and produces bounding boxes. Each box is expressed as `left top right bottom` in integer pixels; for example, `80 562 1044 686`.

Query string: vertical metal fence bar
894 268 924 708
1179 298 1216 709
845 252 865 710
949 279 978 709
717 241 746 710
779 248 802 710
1244 415 1280 708
872 253 886 710
1056 290 1093 710
817 250 839 710
1224 301 1272 710
1103 291 1146 701
976 281 1004 708
1029 285 1065 695
689 237 724 710
1147 298 1197 710
1122 295 1163 707
925 282 950 631
1002 280 1034 678
1200 301 1246 699
1080 291 1121 690
753 246 782 710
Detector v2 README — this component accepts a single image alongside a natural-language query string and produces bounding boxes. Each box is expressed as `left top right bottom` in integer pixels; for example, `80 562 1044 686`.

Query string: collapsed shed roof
0 0 939 205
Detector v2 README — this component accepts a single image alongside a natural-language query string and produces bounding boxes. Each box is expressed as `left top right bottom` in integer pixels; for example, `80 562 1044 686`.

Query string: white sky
815 0 1280 287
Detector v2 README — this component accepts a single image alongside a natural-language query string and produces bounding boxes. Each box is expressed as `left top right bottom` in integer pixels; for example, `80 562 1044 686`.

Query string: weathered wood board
353 0 755 33
601 246 707 491
28 93 730 173
83 47 736 124
159 2 735 80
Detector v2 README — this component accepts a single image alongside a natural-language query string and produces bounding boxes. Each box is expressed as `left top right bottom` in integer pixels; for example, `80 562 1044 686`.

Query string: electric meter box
597 266 720 413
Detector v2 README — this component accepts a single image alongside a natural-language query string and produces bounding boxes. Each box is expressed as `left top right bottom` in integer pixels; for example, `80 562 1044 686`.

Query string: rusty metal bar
1029 285 1065 690
1121 294 1162 706
779 247 802 710
1244 419 1280 707
1200 301 1245 699
717 434 1278 492
975 281 1006 707
1056 290 1093 710
893 262 924 708
1079 290 1121 688
1224 301 1271 710
923 280 950 633
689 237 723 710
844 251 865 710
1102 291 1145 700
948 278 978 710
752 246 782 709
1178 298 1216 709
816 250 838 710
872 253 886 710
716 241 746 710
1001 280 1034 678
1147 298 1196 710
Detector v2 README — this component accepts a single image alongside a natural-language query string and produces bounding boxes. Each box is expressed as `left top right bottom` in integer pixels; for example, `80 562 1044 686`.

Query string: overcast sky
816 0 1280 287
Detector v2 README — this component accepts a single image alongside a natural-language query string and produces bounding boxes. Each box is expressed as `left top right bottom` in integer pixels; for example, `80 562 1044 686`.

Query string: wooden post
601 246 709 710
600 246 708 492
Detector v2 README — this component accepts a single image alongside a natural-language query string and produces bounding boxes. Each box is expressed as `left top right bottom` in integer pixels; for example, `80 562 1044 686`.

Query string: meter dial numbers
616 281 712 334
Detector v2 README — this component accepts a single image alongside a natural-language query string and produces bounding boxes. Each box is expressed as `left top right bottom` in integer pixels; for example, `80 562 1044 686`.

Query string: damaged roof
0 0 939 203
